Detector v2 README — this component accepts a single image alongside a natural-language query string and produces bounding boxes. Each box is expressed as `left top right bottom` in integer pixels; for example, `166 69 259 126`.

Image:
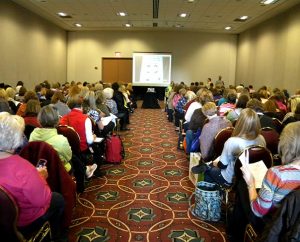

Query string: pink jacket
0 155 51 227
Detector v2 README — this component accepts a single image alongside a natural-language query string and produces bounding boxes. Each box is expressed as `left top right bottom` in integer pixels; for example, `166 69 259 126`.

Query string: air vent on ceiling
234 18 247 22
153 0 159 19
59 15 72 19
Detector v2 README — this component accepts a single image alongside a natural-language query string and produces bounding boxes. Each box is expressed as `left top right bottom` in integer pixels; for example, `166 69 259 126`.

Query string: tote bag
189 181 221 222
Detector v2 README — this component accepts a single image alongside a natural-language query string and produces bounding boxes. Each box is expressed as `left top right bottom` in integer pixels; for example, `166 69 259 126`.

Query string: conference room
1 0 300 241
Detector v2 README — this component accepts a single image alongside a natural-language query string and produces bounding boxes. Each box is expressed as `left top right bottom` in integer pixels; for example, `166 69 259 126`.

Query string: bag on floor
105 135 125 163
189 181 221 222
177 132 185 150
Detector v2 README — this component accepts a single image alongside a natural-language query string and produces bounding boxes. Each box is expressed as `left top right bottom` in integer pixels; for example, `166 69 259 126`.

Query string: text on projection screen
133 53 172 87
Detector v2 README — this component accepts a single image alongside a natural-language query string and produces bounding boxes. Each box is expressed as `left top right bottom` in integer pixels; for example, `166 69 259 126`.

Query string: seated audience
0 88 12 113
30 105 97 178
193 108 266 187
51 91 70 117
282 102 300 126
112 82 130 131
174 88 187 131
23 99 41 128
226 94 249 123
231 122 300 241
219 92 237 116
60 87 103 173
5 87 21 114
82 91 114 137
200 102 232 162
0 112 65 241
16 91 38 117
246 98 281 133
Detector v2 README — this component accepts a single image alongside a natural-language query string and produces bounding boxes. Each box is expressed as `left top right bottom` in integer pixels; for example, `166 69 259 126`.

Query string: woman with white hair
0 112 65 240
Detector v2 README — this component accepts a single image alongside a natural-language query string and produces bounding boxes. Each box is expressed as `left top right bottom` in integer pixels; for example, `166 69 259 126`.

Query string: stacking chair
19 141 76 229
260 127 281 165
57 125 81 157
0 185 51 242
214 126 234 158
57 125 86 192
235 145 273 182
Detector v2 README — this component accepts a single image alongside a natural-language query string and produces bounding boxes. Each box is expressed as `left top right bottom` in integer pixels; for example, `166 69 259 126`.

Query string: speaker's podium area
139 87 161 109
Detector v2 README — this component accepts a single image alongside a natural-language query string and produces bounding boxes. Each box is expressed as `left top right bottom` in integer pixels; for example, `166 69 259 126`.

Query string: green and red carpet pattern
69 105 228 242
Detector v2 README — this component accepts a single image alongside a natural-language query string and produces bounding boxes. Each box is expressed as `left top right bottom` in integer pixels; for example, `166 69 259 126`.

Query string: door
102 58 132 84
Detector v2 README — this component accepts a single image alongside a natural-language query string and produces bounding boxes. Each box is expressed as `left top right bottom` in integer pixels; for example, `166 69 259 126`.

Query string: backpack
105 134 125 163
190 129 201 152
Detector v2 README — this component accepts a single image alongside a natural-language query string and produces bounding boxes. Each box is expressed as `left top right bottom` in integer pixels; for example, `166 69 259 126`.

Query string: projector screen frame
132 52 172 87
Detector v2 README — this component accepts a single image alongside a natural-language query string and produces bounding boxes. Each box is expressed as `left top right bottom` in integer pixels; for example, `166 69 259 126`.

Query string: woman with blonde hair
193 108 266 186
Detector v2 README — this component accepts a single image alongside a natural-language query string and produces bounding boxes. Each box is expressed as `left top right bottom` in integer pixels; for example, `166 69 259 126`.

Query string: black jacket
257 190 300 242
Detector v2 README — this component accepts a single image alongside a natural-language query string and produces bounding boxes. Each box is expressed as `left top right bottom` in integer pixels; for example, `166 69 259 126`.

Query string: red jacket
60 109 88 151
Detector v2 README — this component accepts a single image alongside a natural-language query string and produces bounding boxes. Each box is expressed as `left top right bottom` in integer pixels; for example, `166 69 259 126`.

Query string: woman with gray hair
0 112 65 240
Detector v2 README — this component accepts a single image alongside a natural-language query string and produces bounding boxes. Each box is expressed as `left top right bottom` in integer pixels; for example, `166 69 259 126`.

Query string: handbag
189 181 221 222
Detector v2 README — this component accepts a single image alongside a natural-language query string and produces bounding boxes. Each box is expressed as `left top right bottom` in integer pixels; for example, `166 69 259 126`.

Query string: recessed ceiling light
225 26 231 30
240 15 248 20
187 0 195 2
124 23 132 27
117 12 127 16
57 12 68 17
175 24 183 28
179 13 189 18
74 23 82 27
260 0 278 5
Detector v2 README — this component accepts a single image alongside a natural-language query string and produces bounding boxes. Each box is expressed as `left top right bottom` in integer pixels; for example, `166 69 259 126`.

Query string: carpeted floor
68 104 229 242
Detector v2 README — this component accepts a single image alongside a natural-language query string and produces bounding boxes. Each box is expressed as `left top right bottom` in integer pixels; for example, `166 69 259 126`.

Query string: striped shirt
251 164 300 217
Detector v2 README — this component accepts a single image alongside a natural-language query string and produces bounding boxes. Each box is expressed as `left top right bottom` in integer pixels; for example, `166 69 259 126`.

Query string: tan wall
0 1 67 90
67 31 237 86
236 4 300 94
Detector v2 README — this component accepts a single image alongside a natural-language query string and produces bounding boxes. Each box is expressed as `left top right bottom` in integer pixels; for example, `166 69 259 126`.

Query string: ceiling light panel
260 0 279 5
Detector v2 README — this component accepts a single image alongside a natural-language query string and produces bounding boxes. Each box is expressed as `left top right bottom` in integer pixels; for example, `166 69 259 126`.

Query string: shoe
94 169 106 177
175 127 179 131
192 163 208 174
86 164 98 178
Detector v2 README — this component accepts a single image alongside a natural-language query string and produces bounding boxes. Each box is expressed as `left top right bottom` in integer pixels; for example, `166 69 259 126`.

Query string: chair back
57 125 81 156
260 127 280 155
0 186 24 241
214 127 234 157
272 118 283 134
235 145 273 181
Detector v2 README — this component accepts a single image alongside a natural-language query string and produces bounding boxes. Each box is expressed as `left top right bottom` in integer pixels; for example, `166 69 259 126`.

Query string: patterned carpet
68 104 228 242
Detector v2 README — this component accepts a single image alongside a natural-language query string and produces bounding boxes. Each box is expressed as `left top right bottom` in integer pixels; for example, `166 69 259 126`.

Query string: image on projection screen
133 52 172 87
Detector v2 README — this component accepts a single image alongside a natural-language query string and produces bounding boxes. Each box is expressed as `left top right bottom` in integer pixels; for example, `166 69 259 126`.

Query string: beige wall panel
67 31 237 86
0 1 67 90
236 4 300 94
